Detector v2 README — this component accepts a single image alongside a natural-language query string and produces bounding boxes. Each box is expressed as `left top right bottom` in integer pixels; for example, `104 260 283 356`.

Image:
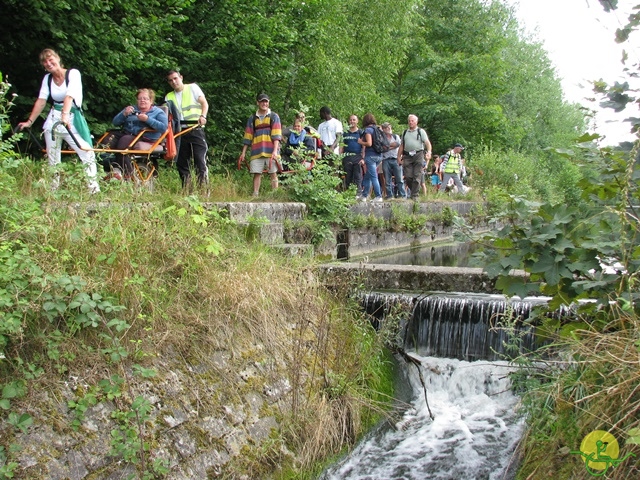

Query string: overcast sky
506 0 639 145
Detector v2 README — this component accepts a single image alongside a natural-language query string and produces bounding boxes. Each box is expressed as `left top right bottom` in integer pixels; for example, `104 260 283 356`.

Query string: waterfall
320 290 557 479
362 292 548 361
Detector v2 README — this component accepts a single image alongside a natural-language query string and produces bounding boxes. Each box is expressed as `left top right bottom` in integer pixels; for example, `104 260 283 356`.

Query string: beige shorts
250 157 278 174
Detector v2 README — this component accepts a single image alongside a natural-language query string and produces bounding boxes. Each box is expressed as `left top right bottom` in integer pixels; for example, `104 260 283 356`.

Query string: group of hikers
240 97 470 200
17 48 469 199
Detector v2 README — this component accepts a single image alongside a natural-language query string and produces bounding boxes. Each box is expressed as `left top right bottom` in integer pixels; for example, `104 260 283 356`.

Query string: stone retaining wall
319 263 528 294
341 201 485 259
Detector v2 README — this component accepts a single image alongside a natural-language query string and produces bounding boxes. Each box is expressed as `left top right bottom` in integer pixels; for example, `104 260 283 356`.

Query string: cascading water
362 291 547 361
320 291 550 479
321 355 523 480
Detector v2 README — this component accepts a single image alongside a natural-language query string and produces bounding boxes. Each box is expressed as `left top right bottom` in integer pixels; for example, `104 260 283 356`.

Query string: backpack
370 125 390 154
163 100 180 161
47 69 79 109
402 128 424 145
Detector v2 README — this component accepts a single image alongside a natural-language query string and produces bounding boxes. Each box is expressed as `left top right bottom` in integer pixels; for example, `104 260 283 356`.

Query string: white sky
506 0 639 145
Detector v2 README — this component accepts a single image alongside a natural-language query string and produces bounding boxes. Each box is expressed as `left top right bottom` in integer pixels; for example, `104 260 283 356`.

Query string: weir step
272 243 314 256
206 202 307 223
319 263 528 294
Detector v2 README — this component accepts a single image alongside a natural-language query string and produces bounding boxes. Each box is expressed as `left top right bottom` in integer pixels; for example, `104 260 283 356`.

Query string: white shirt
38 69 83 106
318 117 343 154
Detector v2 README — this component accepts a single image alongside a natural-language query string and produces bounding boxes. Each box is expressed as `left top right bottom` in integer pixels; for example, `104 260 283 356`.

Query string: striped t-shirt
243 111 282 160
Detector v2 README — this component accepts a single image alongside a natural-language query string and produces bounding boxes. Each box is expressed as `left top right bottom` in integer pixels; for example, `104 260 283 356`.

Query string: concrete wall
341 201 486 259
349 200 476 220
319 263 527 294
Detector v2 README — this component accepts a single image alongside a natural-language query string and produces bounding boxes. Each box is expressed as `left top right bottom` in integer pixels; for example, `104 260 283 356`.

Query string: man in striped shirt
238 93 282 197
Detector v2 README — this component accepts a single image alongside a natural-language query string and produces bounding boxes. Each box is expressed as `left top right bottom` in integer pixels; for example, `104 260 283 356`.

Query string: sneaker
372 197 383 202
356 196 366 202
252 191 259 197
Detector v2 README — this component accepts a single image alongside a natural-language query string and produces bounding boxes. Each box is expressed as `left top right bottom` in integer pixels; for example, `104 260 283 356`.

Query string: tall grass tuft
515 310 640 479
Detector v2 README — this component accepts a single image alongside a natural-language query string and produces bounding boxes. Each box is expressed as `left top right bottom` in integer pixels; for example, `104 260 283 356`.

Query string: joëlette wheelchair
51 100 197 189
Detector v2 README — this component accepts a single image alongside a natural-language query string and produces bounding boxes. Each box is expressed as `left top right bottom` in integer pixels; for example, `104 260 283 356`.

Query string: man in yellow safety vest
165 70 209 191
440 143 469 194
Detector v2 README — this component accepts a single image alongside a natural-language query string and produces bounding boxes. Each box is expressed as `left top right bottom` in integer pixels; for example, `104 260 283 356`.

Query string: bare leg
253 173 262 196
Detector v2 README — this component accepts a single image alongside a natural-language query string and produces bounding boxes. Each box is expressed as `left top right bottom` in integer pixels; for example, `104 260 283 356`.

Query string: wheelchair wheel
134 162 155 192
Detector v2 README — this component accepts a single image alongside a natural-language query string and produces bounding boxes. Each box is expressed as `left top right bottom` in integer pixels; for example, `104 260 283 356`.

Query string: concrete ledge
208 202 307 223
240 222 284 244
272 244 314 256
349 200 477 220
318 263 527 294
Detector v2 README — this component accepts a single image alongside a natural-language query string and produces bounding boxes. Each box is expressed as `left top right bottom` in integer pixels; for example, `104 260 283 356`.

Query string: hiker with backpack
238 93 282 197
398 114 432 200
440 143 469 194
18 48 100 194
356 113 385 202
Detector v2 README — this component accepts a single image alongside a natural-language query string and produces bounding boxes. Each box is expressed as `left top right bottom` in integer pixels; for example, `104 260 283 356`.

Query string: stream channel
321 243 529 479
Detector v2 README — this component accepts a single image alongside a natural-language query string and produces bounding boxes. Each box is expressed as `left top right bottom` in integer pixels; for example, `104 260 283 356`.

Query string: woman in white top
18 48 99 193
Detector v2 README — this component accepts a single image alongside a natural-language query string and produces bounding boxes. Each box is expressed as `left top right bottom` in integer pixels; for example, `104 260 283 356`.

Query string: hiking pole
50 121 88 150
12 123 45 153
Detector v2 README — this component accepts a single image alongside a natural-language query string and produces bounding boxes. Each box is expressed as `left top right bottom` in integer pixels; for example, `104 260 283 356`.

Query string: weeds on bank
511 310 640 479
1 80 393 478
0 162 394 479
347 204 468 234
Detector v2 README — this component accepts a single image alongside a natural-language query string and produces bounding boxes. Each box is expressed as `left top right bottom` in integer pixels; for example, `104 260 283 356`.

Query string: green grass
0 150 398 478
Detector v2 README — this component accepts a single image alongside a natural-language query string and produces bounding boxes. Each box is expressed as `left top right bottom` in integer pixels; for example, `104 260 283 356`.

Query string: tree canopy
1 0 586 163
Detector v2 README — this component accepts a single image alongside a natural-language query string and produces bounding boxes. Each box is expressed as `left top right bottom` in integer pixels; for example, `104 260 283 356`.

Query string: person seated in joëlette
280 117 317 171
102 88 168 179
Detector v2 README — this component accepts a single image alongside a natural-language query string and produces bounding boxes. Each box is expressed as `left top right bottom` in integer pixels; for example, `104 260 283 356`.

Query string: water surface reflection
360 243 481 267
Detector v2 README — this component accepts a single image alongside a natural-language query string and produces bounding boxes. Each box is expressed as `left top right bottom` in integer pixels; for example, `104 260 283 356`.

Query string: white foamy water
321 355 524 480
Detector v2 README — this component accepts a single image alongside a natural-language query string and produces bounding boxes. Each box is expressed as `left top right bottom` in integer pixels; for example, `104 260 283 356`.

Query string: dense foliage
472 3 640 477
1 0 585 166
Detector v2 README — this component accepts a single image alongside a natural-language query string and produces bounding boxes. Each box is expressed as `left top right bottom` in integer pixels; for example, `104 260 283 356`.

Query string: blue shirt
342 128 362 155
363 126 379 159
113 105 168 142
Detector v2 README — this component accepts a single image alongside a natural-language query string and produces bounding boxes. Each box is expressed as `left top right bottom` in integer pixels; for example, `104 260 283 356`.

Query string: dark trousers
177 128 208 188
101 131 139 176
342 154 363 196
